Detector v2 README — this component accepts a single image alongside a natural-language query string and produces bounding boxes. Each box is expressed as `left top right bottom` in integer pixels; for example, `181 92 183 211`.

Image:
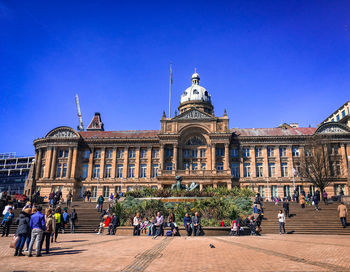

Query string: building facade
0 153 34 194
26 72 350 199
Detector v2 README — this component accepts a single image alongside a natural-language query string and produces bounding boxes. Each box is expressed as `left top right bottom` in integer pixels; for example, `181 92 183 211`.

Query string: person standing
277 210 286 234
70 209 78 233
283 199 290 218
133 212 141 236
337 202 348 228
192 212 201 236
1 208 14 237
97 195 104 213
66 191 73 208
40 209 55 254
300 194 306 209
28 206 46 257
14 208 31 256
323 191 328 205
313 194 319 211
183 213 192 236
53 208 62 242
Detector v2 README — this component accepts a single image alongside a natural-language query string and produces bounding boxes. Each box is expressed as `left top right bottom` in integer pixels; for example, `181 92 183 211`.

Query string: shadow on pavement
51 249 86 256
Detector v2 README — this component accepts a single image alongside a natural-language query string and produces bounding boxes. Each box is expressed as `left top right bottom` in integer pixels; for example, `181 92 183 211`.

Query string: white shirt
278 213 285 223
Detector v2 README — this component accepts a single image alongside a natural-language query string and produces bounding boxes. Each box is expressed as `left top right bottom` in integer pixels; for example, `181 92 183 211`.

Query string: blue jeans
16 235 26 250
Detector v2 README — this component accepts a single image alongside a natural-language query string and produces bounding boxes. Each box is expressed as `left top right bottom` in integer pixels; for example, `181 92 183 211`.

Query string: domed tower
178 69 214 115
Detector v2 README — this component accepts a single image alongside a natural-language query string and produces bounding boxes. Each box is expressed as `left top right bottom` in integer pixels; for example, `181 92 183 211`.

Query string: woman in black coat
14 208 31 256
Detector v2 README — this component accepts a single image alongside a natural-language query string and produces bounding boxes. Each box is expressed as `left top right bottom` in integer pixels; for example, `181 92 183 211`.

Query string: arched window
204 91 208 96
186 136 205 146
193 89 199 95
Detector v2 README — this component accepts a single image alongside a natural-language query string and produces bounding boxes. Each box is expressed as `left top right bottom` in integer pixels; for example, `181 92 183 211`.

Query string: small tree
298 136 337 195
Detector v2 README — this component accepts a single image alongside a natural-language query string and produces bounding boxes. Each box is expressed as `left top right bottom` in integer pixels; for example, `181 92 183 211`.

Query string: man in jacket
283 199 290 218
97 195 104 213
108 213 119 235
183 213 192 236
28 206 46 257
192 212 201 236
338 202 348 228
1 208 14 237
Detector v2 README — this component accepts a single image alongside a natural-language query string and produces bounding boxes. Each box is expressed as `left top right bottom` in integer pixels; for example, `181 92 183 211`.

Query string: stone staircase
260 201 350 235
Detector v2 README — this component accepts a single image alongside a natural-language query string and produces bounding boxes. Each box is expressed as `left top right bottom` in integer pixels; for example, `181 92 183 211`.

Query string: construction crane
75 94 84 131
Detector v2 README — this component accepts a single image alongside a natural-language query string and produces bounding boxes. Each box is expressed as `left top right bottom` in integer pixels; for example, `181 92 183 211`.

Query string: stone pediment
46 126 80 138
315 122 350 134
174 108 214 120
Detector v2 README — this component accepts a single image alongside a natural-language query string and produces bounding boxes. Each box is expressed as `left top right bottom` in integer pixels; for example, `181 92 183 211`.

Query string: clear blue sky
1 0 350 155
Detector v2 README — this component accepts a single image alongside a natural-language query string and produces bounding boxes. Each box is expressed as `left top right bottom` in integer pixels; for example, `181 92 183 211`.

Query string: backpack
166 230 173 237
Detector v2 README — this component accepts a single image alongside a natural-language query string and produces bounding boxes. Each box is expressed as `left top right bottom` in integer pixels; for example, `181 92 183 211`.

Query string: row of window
232 162 291 178
83 149 160 160
331 109 347 122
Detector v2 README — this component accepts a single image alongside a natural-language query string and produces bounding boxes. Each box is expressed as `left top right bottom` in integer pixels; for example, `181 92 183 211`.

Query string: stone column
87 148 94 179
135 147 140 178
207 144 212 171
262 146 268 177
122 147 129 178
211 144 216 172
50 147 57 179
100 148 106 179
251 146 256 178
346 144 350 179
287 145 293 178
178 147 183 170
44 148 52 178
35 149 42 180
275 145 281 177
111 148 117 178
340 144 347 177
70 147 78 179
67 147 73 178
147 147 152 178
224 143 230 171
159 145 164 170
173 144 178 171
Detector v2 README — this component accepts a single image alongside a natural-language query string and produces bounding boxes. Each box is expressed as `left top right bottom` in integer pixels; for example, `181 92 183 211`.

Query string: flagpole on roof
169 62 173 118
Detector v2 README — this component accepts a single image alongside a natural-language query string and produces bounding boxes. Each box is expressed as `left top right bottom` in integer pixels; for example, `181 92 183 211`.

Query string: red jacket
104 216 111 227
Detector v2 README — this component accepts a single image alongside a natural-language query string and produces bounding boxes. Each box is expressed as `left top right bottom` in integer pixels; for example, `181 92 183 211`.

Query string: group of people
96 209 120 235
48 190 73 209
1 199 79 257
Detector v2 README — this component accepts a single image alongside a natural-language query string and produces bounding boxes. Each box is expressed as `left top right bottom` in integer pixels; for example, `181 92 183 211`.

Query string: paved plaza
0 234 350 272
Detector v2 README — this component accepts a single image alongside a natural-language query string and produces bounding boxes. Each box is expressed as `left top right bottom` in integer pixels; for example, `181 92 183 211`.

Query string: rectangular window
268 163 275 177
129 149 136 158
192 163 198 170
256 163 263 177
94 150 101 159
115 186 122 193
243 163 251 177
105 164 112 178
140 149 147 158
93 164 100 178
140 164 147 178
271 185 278 198
117 164 123 178
255 147 262 157
91 186 97 198
231 163 239 178
64 150 69 158
201 163 206 170
284 185 291 197
342 110 346 118
336 114 340 121
281 163 288 177
82 164 88 179
280 147 287 157
117 148 124 159
230 148 238 158
41 165 45 178
62 163 67 177
216 148 224 157
166 163 173 171
152 164 158 178
267 147 275 157
165 148 173 158
192 149 198 158
292 146 300 157
56 163 61 178
83 150 90 159
216 162 224 171
258 186 265 198
336 161 341 176
105 149 113 159
305 149 312 157
184 149 190 158
152 149 159 158
243 148 250 158
58 150 64 158
128 164 135 178
103 186 109 198
200 149 206 158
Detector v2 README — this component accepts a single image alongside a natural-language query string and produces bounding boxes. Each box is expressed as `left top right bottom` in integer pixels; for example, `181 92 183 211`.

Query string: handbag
9 235 19 249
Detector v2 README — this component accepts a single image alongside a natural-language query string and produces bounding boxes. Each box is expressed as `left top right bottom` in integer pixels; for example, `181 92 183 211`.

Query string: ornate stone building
25 72 350 199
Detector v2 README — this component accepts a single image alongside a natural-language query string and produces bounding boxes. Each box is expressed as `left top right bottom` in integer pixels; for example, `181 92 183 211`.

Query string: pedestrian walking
277 210 286 234
97 195 104 213
283 199 290 217
14 208 31 256
66 191 73 208
323 191 328 205
313 195 319 211
337 202 348 228
40 208 55 254
53 207 62 242
70 209 78 233
1 207 14 237
300 194 306 209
